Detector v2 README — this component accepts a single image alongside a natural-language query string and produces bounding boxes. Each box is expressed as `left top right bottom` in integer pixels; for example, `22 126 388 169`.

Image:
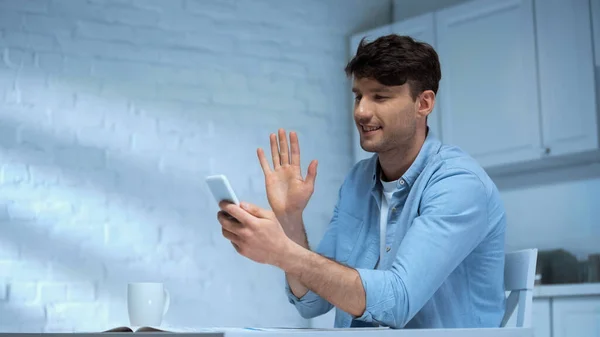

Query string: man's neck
378 130 426 182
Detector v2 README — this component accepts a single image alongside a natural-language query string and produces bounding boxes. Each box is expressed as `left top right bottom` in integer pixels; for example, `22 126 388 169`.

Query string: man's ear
417 90 435 118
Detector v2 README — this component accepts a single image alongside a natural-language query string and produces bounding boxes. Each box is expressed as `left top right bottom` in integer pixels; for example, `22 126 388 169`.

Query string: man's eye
354 95 362 101
374 95 388 100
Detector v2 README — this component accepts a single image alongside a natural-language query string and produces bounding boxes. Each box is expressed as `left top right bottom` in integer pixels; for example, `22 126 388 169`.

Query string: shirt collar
370 128 442 189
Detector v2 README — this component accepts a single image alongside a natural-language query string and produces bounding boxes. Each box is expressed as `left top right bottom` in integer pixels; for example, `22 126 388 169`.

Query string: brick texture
0 0 391 332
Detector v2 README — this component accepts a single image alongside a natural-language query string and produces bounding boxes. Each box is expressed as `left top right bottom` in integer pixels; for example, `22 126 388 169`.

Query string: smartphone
205 174 240 206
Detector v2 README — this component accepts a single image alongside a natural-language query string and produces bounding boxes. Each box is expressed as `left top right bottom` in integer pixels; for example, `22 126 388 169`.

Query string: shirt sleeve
284 187 343 318
354 168 492 328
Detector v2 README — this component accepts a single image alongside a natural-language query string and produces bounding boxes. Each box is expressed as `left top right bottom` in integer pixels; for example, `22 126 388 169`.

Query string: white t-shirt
377 177 398 269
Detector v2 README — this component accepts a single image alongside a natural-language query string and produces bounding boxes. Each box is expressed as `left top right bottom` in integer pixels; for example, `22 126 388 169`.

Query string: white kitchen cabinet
531 299 552 337
535 0 598 158
552 297 600 337
435 0 543 168
435 0 598 169
528 284 600 337
504 284 600 337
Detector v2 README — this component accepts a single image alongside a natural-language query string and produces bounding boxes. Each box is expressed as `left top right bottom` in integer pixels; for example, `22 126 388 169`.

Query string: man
217 34 506 329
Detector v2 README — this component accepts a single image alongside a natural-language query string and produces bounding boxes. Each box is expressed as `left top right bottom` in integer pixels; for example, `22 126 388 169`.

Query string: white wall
496 166 600 259
0 0 392 332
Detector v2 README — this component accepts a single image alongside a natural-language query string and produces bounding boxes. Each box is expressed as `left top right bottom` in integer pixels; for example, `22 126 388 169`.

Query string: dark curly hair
345 34 442 101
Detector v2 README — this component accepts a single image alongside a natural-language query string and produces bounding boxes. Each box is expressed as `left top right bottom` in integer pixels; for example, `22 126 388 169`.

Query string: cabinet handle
544 147 551 155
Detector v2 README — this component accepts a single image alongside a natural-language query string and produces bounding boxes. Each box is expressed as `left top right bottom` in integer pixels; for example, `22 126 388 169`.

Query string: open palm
257 129 318 222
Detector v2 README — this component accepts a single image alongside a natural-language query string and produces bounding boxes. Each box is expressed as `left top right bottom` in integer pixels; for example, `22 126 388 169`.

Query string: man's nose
355 99 373 121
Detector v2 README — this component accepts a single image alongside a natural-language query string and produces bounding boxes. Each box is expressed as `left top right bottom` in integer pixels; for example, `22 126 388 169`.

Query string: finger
290 131 301 167
270 133 281 169
278 128 290 166
217 204 238 218
257 148 272 175
240 201 271 219
222 227 241 244
217 210 242 233
220 201 256 227
305 160 318 187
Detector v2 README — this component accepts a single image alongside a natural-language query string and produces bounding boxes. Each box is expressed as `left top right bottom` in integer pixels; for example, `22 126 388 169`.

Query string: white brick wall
0 0 391 332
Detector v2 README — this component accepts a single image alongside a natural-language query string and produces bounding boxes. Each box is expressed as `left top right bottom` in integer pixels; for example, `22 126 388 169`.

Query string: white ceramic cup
127 282 170 327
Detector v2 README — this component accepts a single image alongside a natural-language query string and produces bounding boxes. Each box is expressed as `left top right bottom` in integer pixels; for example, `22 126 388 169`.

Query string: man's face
352 77 422 154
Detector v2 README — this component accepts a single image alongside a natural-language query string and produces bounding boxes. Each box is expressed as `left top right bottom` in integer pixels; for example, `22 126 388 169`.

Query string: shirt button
391 207 397 212
386 246 391 252
399 179 405 185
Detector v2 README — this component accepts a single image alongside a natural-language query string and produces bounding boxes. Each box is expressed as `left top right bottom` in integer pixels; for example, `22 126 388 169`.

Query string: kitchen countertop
533 282 600 297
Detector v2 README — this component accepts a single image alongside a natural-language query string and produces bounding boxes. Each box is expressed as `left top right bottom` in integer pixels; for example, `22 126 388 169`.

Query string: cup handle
163 289 170 316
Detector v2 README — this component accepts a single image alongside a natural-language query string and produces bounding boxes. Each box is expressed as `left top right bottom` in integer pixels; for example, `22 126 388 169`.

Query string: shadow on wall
0 4 354 248
0 110 220 245
0 104 216 209
0 0 379 327
0 61 344 244
0 63 327 210
0 112 279 329
0 58 332 326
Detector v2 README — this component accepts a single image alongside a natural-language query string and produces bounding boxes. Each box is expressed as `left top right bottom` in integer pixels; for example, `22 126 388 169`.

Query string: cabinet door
552 297 600 337
391 13 442 141
349 25 393 164
435 0 543 168
531 298 552 337
535 0 598 157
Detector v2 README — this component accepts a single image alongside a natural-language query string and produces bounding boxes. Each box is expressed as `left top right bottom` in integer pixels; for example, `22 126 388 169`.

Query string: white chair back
500 248 538 328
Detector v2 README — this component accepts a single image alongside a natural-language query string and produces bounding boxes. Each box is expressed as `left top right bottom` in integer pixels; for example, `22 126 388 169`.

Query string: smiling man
217 34 507 329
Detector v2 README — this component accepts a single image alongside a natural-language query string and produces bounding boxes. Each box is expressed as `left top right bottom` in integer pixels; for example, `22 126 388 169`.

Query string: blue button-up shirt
286 131 507 329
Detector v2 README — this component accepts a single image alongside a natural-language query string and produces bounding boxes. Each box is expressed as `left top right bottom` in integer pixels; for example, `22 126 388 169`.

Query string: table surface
0 327 533 337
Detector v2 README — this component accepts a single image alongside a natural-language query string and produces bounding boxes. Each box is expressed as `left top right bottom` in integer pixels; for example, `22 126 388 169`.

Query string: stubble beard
363 122 417 156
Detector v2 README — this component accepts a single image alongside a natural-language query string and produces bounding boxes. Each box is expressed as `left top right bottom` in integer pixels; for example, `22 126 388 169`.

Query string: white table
223 328 533 337
0 327 533 337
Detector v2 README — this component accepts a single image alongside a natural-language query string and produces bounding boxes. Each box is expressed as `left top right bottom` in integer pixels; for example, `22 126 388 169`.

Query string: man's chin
360 142 380 153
